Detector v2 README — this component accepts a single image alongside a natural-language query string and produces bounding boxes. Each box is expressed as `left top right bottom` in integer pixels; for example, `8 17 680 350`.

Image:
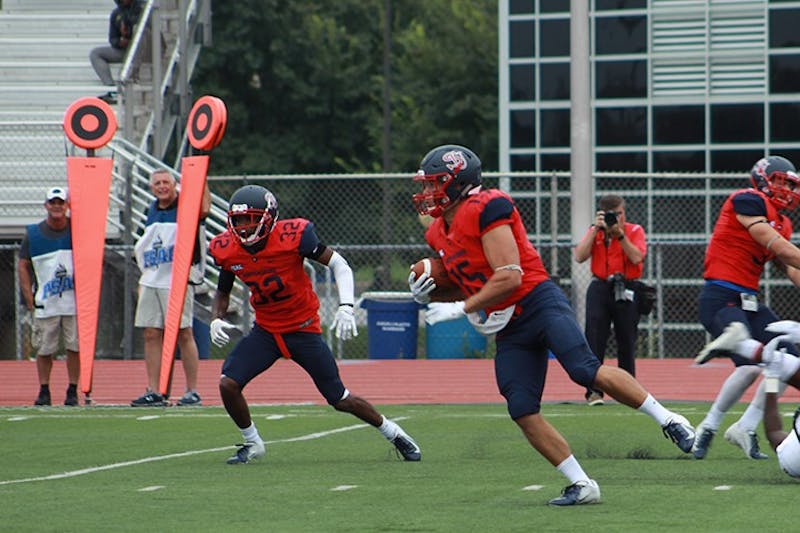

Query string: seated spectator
89 0 144 103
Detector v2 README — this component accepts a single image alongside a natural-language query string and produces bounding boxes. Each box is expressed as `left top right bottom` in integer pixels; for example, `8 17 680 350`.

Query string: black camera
603 211 618 227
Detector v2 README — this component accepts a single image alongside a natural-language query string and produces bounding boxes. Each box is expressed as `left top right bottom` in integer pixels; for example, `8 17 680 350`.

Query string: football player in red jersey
209 185 420 464
692 155 800 461
408 144 695 506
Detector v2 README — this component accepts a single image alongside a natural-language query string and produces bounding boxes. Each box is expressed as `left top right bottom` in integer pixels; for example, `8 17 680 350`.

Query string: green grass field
1 402 797 532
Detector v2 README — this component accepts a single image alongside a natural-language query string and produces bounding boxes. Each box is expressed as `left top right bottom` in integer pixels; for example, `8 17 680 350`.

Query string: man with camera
574 195 647 405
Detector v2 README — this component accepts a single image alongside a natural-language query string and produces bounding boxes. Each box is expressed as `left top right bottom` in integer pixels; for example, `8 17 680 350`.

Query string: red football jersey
588 221 646 280
704 189 793 290
424 189 550 313
209 218 322 333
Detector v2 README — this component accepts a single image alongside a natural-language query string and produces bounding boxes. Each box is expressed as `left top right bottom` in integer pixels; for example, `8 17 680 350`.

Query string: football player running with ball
209 185 421 464
408 144 695 506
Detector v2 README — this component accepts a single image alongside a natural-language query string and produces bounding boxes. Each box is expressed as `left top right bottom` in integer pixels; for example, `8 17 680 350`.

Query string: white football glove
425 302 466 325
765 320 800 344
210 318 236 347
408 270 436 304
331 305 358 340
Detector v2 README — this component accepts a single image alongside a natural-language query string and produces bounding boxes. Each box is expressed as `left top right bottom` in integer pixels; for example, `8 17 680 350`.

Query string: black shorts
221 324 347 405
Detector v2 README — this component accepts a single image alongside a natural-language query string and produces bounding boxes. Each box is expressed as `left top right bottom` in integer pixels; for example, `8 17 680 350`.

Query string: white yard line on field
0 420 390 486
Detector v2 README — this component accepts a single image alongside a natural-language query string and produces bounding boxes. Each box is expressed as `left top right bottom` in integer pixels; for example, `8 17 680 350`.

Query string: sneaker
548 479 601 506
176 391 202 406
34 390 51 406
691 423 716 459
130 391 167 407
695 322 749 365
391 430 422 461
661 414 696 453
724 422 768 459
64 389 79 407
586 391 605 406
226 441 266 464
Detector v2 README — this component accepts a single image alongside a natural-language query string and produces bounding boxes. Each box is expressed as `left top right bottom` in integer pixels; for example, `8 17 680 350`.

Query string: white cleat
226 440 266 464
695 322 750 365
724 423 768 460
548 479 601 506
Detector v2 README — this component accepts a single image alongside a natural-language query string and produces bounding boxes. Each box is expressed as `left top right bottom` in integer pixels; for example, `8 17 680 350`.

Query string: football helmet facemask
412 144 482 218
750 155 800 211
226 185 279 246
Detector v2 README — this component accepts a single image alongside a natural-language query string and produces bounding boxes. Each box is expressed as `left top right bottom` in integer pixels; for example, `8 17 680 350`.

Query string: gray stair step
0 14 107 36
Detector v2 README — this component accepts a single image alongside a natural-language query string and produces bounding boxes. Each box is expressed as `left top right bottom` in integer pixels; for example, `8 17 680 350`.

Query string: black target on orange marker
187 95 227 151
63 97 117 150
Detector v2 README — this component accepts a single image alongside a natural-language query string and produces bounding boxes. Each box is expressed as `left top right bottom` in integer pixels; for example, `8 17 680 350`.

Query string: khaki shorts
32 315 78 355
135 285 194 329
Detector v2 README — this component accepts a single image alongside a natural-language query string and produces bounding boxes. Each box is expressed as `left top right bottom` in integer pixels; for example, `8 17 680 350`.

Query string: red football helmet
226 185 279 246
412 144 482 218
750 155 800 211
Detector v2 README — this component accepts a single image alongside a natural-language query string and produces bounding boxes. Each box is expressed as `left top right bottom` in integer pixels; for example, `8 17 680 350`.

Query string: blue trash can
361 299 420 359
425 316 487 359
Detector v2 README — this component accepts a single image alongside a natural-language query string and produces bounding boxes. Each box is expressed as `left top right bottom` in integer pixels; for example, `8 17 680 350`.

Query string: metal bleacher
0 0 119 238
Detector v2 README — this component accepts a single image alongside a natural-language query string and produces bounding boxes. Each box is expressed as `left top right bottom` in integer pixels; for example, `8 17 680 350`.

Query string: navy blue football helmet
226 185 279 246
750 155 800 211
412 144 482 218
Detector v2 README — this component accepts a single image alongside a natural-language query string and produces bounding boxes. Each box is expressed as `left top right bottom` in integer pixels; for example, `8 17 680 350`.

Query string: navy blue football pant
221 324 347 405
494 280 602 419
698 282 799 366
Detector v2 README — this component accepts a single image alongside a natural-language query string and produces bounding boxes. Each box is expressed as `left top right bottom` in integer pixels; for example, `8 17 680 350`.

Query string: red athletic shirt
424 188 550 313
704 188 793 290
586 222 646 280
209 218 322 333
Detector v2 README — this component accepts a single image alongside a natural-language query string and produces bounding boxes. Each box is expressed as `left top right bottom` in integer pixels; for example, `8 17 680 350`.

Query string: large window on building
770 103 800 142
596 107 647 145
595 59 647 98
540 63 570 100
653 105 704 144
770 55 800 93
710 150 764 172
510 20 535 58
540 109 570 147
540 19 570 56
770 8 800 47
653 151 705 172
510 110 535 147
596 152 647 171
711 104 763 143
510 64 535 101
595 15 647 55
595 0 646 9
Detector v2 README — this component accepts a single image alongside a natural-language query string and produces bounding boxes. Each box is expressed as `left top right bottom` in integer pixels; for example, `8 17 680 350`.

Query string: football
410 256 456 290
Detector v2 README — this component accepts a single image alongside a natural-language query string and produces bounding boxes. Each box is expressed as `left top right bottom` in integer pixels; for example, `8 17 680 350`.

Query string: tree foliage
193 0 497 175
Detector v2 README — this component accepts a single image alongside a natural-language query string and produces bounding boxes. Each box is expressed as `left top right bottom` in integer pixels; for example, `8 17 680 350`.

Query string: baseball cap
46 187 68 201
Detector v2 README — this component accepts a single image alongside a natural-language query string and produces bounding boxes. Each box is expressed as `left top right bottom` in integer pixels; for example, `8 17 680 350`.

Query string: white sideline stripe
0 421 383 486
138 485 165 492
522 485 544 491
714 485 733 491
330 485 358 491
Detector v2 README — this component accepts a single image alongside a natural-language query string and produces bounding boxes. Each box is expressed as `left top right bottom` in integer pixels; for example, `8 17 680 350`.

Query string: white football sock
700 365 761 430
737 379 790 432
378 415 400 440
556 455 590 484
241 422 262 443
637 394 673 426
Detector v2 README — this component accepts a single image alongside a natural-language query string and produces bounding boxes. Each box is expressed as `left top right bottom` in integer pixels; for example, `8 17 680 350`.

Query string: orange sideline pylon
63 97 117 396
66 158 113 394
157 156 209 395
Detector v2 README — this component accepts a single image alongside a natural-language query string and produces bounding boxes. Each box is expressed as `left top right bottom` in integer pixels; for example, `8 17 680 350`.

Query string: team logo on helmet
442 150 467 173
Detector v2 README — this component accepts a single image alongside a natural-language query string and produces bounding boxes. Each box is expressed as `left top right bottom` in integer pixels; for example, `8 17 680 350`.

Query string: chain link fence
2 125 800 361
